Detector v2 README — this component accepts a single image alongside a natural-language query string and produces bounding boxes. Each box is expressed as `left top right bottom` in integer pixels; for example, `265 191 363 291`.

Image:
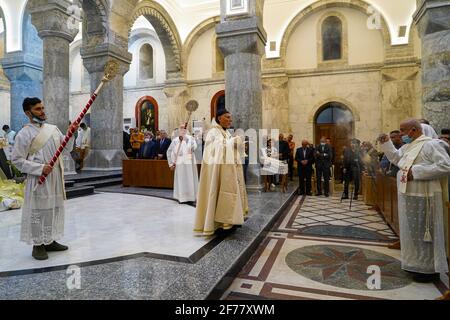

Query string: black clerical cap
215 108 230 122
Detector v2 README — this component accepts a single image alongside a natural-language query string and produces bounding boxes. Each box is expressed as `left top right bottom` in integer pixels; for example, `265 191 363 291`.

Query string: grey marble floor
0 183 297 300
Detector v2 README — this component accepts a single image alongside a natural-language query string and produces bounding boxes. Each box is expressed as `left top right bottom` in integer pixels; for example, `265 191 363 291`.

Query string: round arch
128 1 182 79
182 16 220 78
279 0 392 60
308 97 360 124
210 90 225 121
313 101 355 181
135 96 159 133
80 0 109 48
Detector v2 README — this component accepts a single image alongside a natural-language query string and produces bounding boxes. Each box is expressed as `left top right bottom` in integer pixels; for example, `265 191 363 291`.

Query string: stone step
65 180 75 188
75 177 123 189
65 186 95 199
65 172 122 184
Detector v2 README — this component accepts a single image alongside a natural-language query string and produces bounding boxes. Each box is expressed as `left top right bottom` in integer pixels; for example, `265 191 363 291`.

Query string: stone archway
314 102 354 181
183 16 220 78
80 0 109 49
279 0 392 60
128 1 182 79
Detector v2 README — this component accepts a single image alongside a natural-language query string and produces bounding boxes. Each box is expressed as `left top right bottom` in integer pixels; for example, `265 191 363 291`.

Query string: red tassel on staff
36 61 119 186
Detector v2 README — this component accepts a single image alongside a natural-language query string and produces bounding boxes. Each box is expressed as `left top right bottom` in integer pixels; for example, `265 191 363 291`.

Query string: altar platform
0 183 297 299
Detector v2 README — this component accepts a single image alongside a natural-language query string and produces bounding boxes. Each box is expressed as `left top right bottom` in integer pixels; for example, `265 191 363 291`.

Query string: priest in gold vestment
194 109 249 236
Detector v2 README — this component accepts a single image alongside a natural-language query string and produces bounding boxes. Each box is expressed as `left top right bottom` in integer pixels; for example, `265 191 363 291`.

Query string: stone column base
63 154 77 175
83 149 128 171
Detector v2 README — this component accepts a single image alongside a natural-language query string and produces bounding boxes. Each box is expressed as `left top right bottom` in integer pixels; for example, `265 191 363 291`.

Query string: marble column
29 0 79 133
1 12 43 132
216 0 267 190
2 53 42 132
413 0 450 134
81 46 131 171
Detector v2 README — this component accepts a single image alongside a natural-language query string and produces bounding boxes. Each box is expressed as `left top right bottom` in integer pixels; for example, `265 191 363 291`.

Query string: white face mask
145 138 150 143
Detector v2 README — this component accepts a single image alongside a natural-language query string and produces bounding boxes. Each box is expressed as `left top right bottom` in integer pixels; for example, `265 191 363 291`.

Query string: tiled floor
223 195 447 300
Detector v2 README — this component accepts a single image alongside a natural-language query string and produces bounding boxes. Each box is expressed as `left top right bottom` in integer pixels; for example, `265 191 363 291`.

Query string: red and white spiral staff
36 61 120 186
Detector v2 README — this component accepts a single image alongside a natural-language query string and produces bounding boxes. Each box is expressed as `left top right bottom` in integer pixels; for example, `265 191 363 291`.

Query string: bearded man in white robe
194 109 248 236
379 119 450 282
11 97 76 261
167 124 198 204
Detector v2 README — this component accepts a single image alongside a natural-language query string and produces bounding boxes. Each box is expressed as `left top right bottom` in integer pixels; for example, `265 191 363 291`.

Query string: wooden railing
372 173 400 235
123 160 175 188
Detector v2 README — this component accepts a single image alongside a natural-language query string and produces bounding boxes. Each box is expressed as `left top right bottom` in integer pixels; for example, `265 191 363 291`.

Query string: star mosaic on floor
223 194 446 300
285 245 411 291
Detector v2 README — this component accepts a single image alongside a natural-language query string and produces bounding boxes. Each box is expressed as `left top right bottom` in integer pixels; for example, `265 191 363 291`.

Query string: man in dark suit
139 132 158 159
315 136 332 197
343 139 363 200
295 139 315 196
156 130 172 160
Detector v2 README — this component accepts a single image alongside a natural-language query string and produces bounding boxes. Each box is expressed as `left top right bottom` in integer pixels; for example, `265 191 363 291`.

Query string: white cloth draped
11 123 74 245
381 138 450 274
421 124 438 139
167 135 198 203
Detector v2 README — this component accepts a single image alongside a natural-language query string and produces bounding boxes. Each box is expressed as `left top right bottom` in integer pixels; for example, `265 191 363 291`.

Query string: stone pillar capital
2 52 43 81
28 0 80 42
81 44 132 76
163 80 188 98
413 0 450 37
216 16 267 57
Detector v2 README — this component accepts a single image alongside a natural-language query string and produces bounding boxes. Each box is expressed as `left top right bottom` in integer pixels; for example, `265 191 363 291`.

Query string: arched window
322 16 342 61
139 44 154 80
316 103 352 124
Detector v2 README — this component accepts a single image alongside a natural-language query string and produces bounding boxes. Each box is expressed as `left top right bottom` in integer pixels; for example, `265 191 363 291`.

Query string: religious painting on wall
135 96 159 134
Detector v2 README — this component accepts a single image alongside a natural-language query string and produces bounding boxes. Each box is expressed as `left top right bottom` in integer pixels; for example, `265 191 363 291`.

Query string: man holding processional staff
11 61 118 261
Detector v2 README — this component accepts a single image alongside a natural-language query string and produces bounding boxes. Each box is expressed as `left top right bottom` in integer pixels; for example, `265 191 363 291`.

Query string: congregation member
167 124 198 204
343 139 363 200
194 109 248 236
260 138 278 192
2 125 16 160
380 130 404 177
139 132 158 159
11 98 77 260
315 137 332 197
378 119 450 282
287 134 296 181
130 128 144 159
295 139 315 196
157 130 171 160
77 123 91 170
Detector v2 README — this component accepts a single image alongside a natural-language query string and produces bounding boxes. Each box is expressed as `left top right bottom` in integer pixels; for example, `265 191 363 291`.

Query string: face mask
320 143 326 146
145 139 150 143
30 111 46 125
402 135 413 144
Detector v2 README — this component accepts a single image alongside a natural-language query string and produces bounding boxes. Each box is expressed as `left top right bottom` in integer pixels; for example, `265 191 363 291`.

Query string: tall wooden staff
171 100 199 169
36 61 120 186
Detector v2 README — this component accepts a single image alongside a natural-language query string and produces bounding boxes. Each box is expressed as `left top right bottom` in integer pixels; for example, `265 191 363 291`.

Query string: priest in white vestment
11 97 76 261
194 109 249 236
167 124 199 203
379 119 450 282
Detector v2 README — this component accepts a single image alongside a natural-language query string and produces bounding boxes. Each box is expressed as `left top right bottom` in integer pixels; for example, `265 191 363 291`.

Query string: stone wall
288 69 382 144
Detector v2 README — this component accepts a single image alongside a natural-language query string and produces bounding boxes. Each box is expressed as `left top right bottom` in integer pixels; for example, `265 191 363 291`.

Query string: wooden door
315 123 352 181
